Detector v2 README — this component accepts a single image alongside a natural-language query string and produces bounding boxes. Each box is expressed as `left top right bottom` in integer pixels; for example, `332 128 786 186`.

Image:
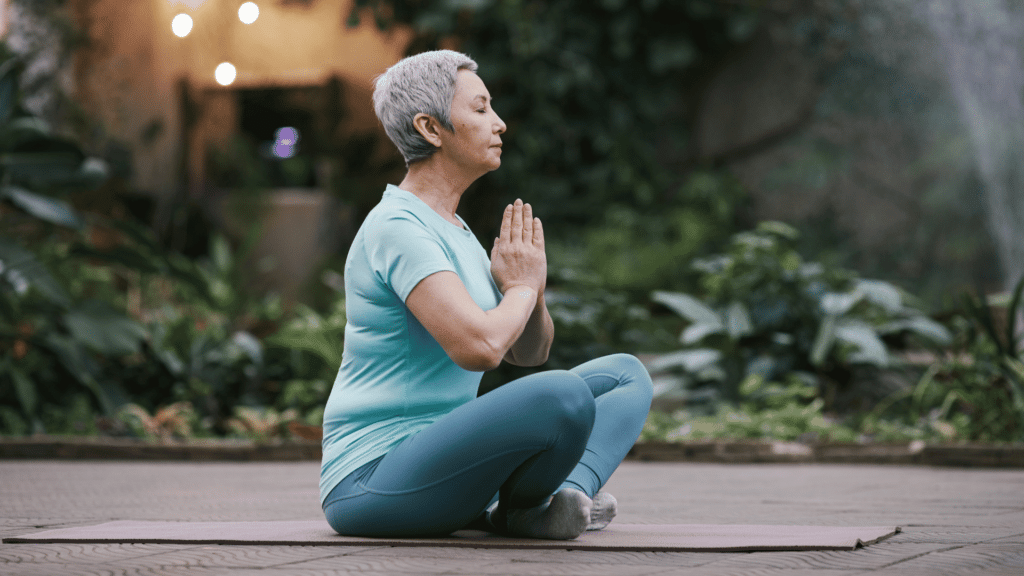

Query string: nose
494 112 506 134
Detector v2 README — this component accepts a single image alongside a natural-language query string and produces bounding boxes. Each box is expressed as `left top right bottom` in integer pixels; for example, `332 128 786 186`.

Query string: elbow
519 345 551 367
450 338 505 372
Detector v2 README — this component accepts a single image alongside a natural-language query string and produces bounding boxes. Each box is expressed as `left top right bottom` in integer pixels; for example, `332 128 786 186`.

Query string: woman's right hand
490 199 547 295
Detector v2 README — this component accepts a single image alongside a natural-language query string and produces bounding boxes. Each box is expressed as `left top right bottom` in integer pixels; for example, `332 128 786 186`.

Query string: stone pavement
1 460 1022 575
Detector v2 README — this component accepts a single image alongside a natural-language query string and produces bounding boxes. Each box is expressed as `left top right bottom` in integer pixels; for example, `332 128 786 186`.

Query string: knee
531 372 596 431
610 353 654 405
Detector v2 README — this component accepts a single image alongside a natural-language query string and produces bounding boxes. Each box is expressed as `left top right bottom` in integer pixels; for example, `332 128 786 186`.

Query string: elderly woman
320 50 653 540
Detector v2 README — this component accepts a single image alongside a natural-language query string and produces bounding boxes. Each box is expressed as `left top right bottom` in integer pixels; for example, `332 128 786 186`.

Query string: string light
238 2 259 24
215 62 237 86
171 14 193 37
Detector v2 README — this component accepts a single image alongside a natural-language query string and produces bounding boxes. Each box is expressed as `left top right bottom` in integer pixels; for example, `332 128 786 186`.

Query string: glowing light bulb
215 62 237 86
238 2 259 24
171 14 193 37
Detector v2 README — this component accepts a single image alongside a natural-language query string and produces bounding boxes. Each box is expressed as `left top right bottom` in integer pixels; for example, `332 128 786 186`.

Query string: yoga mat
4 521 900 552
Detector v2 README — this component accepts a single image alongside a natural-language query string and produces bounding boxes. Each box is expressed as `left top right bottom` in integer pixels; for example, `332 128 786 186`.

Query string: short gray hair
373 50 479 165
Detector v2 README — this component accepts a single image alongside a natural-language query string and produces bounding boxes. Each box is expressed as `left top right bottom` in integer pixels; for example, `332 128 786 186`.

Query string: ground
1 460 1022 575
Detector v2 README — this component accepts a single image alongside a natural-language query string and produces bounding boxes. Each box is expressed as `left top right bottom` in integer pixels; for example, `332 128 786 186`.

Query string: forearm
506 293 554 366
470 285 540 370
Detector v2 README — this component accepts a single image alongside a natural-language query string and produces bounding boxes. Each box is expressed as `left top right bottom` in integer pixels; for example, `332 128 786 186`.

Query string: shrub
647 222 951 413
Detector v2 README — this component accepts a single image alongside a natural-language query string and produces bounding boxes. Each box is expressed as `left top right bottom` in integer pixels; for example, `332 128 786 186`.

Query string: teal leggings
322 353 653 537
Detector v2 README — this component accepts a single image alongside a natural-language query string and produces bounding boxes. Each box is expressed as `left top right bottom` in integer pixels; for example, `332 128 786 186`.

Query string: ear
412 113 444 149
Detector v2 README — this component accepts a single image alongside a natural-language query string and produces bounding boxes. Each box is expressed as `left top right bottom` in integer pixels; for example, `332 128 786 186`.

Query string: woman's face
441 70 507 175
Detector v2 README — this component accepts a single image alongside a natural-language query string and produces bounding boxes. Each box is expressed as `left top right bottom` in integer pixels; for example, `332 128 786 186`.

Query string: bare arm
405 199 548 371
406 272 538 371
503 286 554 366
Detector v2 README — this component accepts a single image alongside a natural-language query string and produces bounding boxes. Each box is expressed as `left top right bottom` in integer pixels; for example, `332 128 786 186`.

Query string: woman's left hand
490 199 547 295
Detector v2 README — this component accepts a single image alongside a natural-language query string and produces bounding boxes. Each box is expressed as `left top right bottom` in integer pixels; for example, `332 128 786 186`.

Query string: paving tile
128 544 376 568
454 559 678 575
345 544 550 561
688 543 952 571
0 543 198 564
987 532 1024 544
473 548 748 568
267 552 507 573
892 525 1022 544
880 542 1024 574
654 568 865 576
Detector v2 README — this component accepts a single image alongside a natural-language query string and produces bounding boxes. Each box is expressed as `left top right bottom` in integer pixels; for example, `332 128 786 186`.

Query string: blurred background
1 0 1022 445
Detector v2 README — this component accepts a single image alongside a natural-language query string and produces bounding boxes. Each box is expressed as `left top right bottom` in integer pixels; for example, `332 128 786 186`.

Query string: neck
399 156 480 227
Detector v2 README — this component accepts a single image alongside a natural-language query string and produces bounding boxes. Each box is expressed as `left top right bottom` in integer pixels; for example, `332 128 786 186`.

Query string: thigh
368 370 593 493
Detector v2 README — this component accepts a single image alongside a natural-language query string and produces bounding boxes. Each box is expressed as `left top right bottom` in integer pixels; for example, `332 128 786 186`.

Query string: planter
217 188 353 303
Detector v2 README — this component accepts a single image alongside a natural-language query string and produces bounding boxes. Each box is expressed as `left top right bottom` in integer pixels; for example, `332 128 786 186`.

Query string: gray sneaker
587 491 617 531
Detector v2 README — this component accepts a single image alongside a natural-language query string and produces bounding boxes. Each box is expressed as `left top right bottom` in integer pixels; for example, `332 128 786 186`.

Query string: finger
499 204 512 244
511 199 523 243
533 217 544 247
522 202 533 244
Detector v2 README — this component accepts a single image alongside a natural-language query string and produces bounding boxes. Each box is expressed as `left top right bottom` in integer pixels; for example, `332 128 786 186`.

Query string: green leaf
231 331 263 365
645 348 722 374
857 279 903 313
653 290 719 324
1 185 83 228
211 234 233 274
962 291 1004 356
820 291 861 316
835 320 889 366
724 301 752 339
739 373 766 396
42 334 114 414
3 152 107 190
0 58 21 126
265 330 342 367
69 243 163 274
755 221 799 240
879 316 952 345
810 314 837 366
2 116 52 144
681 321 723 344
1 357 37 415
63 299 148 357
0 237 71 308
1006 274 1024 353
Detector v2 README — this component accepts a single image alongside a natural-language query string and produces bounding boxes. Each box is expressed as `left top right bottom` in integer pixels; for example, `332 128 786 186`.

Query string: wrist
502 284 536 298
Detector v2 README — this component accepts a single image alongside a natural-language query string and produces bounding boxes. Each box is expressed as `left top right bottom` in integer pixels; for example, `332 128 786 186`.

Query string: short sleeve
366 214 456 302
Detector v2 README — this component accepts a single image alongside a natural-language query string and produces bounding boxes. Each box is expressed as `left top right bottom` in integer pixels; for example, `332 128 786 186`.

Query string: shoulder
364 193 434 234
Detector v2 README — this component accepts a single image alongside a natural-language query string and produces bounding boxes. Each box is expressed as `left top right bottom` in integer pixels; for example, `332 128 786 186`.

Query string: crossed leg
322 353 652 538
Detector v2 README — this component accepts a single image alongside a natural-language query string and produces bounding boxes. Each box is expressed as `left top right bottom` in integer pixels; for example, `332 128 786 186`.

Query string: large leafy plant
648 222 951 411
0 54 282 435
0 55 138 433
863 276 1024 443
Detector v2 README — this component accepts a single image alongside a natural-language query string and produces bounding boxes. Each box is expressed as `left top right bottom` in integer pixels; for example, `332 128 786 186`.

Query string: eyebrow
471 95 491 104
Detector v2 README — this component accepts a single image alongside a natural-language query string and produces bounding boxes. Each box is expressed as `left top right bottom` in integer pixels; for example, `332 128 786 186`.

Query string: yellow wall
73 0 411 199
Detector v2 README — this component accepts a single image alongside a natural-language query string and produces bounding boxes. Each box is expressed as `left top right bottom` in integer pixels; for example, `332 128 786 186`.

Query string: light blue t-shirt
319 184 502 504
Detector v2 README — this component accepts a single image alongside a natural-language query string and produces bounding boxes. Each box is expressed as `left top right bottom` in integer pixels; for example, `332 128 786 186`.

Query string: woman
320 50 653 540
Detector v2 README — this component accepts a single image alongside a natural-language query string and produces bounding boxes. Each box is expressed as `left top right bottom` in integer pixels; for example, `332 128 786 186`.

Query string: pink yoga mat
4 521 901 552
